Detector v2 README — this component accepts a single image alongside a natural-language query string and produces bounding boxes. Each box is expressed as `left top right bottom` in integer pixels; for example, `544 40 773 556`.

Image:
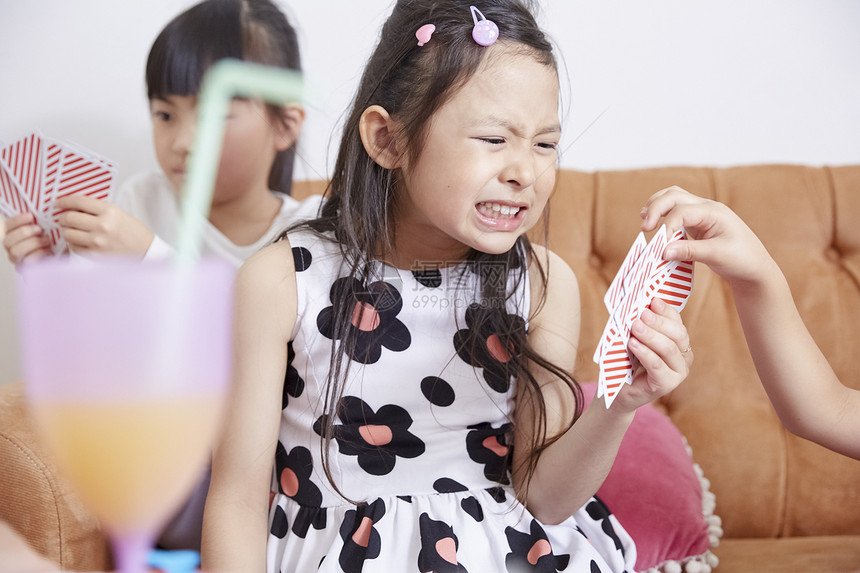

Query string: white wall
1 0 859 384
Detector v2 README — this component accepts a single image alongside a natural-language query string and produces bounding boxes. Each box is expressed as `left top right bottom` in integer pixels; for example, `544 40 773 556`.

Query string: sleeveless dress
267 229 637 573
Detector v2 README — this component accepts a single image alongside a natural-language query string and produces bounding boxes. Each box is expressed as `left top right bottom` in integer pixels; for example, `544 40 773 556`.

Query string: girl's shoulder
527 244 580 330
268 226 345 284
235 239 300 325
240 239 296 291
527 244 578 292
282 225 340 256
234 239 299 355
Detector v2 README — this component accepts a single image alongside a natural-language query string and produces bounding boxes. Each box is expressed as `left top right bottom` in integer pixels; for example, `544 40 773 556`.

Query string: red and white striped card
0 157 32 219
1 132 44 213
48 146 117 221
603 232 646 314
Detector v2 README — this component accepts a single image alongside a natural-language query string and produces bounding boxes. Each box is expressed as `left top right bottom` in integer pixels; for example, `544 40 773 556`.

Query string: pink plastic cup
17 257 234 573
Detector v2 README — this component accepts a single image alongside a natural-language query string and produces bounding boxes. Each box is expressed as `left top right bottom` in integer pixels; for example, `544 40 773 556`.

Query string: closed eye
477 137 505 145
536 142 558 151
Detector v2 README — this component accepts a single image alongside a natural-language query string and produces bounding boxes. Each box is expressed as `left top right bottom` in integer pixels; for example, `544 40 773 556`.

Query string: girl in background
2 0 322 554
3 0 320 269
203 1 692 571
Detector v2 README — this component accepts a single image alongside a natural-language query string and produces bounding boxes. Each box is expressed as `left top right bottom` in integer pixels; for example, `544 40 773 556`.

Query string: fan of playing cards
593 225 694 408
0 130 118 255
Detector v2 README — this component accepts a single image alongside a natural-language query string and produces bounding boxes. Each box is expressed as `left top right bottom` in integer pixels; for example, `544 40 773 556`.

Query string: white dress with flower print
266 230 637 573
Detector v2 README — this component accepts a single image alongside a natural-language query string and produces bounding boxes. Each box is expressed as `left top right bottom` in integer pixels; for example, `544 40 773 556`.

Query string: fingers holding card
594 224 694 408
0 129 117 257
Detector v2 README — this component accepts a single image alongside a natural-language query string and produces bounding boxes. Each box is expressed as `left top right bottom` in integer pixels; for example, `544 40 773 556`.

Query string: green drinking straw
175 59 304 263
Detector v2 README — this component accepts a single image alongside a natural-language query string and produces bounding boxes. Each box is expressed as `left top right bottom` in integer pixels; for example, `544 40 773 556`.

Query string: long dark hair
145 0 301 194
285 0 581 503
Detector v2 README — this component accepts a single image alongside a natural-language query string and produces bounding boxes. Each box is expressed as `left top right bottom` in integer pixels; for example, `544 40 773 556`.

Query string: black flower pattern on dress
453 303 525 393
313 396 425 476
505 520 571 572
466 422 512 484
317 276 411 364
274 443 326 538
282 342 305 410
586 498 624 556
418 513 469 572
338 499 386 573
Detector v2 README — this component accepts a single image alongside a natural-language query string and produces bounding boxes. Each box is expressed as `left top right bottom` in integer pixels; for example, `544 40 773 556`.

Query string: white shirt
115 170 323 268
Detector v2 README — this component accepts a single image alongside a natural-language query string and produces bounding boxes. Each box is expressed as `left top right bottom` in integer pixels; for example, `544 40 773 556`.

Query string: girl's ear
359 105 402 169
273 103 306 152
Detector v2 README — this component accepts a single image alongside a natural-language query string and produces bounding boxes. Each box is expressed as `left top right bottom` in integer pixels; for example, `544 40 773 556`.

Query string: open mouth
476 201 523 219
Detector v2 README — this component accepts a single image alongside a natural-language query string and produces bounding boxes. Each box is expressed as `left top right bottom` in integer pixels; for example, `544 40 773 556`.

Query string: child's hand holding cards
593 225 694 407
0 130 117 256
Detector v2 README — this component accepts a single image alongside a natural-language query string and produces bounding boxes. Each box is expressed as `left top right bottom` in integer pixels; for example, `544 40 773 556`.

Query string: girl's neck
382 221 472 270
207 183 282 247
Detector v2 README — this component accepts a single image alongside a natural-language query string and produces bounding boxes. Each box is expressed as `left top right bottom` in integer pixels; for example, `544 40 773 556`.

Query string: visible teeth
479 202 521 218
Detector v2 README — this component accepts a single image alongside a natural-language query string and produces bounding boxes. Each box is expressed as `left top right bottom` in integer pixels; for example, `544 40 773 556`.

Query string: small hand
614 297 692 412
56 196 154 257
640 185 775 287
2 213 53 266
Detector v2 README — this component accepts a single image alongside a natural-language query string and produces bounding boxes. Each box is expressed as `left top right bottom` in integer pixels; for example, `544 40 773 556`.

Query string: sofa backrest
292 164 860 538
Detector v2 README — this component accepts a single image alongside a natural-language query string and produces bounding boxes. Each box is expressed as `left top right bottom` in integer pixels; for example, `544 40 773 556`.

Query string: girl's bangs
146 2 243 99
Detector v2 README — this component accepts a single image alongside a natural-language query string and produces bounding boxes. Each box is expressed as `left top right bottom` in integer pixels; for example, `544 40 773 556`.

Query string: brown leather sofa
2 164 859 572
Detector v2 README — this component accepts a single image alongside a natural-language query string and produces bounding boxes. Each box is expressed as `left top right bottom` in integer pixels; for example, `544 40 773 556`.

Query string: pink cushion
582 383 719 571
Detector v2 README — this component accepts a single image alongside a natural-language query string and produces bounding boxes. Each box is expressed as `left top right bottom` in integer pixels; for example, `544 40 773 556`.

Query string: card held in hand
594 225 694 408
0 130 117 255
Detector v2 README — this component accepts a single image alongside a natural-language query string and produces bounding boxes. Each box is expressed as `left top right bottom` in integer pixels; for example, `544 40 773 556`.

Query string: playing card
0 159 29 219
49 145 117 218
598 326 634 407
594 233 647 364
617 225 670 342
603 232 646 313
649 260 694 311
1 132 44 214
38 141 64 214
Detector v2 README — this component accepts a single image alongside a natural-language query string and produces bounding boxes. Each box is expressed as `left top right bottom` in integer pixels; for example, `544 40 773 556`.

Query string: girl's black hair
145 0 301 194
281 0 580 505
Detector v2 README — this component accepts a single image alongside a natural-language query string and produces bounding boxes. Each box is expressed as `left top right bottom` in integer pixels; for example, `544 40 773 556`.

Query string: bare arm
513 246 691 524
201 241 297 572
642 186 860 459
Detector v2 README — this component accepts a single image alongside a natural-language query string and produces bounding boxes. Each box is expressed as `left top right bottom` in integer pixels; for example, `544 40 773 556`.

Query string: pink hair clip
470 6 498 46
416 23 436 46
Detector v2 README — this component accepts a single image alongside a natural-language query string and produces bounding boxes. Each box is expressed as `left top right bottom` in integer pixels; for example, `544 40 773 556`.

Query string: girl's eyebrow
473 115 561 138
